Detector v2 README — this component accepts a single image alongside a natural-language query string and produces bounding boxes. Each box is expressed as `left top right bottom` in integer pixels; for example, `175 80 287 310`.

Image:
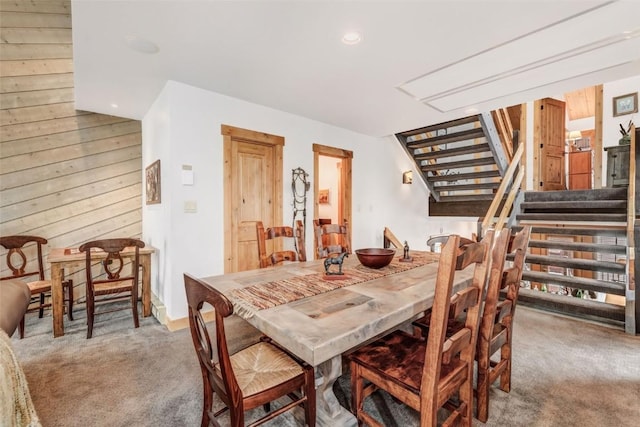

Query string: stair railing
480 137 524 237
383 227 403 249
492 108 514 161
627 125 637 333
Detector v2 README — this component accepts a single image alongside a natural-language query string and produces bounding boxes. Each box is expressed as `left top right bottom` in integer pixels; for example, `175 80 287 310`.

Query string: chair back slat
256 220 306 268
475 225 531 422
314 220 350 258
442 328 472 365
0 236 47 281
421 230 493 403
184 273 239 409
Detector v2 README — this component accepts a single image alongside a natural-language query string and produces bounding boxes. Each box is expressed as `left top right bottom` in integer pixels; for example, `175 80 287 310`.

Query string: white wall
143 81 474 320
141 87 171 308
603 76 639 148
602 76 639 186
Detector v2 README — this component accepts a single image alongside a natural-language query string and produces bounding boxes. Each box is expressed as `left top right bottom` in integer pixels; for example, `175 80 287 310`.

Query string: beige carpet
9 304 640 426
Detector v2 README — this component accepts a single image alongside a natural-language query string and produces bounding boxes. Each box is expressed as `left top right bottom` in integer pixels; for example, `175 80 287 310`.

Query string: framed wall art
145 160 161 205
612 92 638 117
318 189 329 204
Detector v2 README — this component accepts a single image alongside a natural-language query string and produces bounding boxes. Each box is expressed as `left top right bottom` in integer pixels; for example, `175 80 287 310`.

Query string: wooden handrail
481 142 524 236
383 227 403 249
492 108 514 161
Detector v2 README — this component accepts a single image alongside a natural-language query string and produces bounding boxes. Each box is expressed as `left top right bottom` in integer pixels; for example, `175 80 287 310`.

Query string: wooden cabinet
568 150 592 189
604 145 630 187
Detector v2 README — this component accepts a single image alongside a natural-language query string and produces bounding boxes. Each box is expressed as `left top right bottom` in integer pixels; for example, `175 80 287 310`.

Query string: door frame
313 143 353 259
222 124 284 273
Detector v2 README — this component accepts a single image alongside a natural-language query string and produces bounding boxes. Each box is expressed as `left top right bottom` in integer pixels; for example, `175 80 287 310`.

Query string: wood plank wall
0 1 143 302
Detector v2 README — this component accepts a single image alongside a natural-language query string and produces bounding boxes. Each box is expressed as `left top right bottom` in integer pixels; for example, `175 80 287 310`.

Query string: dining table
47 246 155 338
199 250 475 426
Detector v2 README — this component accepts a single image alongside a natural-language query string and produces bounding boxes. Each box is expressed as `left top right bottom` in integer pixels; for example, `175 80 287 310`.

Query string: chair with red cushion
348 231 493 427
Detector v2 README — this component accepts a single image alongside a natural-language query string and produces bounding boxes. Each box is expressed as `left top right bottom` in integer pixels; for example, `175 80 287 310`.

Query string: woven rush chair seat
93 280 134 294
184 273 315 427
218 341 305 397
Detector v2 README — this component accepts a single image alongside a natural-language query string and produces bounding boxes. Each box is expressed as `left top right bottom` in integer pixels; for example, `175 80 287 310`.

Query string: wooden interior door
568 150 592 189
535 98 566 191
223 125 283 273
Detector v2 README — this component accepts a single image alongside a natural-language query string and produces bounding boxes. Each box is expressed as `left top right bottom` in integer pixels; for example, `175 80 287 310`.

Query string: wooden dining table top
200 251 475 366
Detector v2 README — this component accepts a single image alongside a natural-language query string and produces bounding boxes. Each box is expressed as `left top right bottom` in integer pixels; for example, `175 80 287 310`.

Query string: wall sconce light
402 170 413 184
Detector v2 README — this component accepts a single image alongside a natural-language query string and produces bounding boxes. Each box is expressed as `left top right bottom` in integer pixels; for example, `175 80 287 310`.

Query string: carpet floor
9 304 640 426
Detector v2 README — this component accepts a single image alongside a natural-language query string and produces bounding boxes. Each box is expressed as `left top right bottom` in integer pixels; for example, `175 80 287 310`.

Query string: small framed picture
145 160 161 205
318 189 329 204
612 92 637 117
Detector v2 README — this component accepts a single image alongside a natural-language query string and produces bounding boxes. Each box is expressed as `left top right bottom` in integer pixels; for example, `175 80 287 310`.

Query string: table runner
230 252 439 312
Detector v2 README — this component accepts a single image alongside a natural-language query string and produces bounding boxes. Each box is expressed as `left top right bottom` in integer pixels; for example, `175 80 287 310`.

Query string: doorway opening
313 144 353 259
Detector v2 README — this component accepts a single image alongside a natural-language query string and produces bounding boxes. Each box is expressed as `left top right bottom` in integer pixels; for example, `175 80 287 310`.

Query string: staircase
395 113 509 217
514 188 628 325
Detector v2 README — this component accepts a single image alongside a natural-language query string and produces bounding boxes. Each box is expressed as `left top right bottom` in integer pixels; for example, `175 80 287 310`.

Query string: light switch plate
184 200 197 213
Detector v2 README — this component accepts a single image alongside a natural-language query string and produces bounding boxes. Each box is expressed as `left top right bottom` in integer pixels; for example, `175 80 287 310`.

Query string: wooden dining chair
313 219 350 259
412 227 531 422
475 225 531 422
79 238 144 339
348 231 493 427
184 273 316 427
256 220 306 268
0 235 74 339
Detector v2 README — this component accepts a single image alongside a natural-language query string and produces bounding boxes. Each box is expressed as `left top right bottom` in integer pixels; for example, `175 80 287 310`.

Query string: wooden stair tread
427 169 500 182
512 225 626 237
520 200 627 211
414 143 491 160
397 115 480 138
521 254 626 273
517 288 625 322
433 182 501 193
516 213 627 222
523 188 627 202
407 128 486 150
420 156 495 172
527 239 626 254
522 271 626 295
437 194 496 202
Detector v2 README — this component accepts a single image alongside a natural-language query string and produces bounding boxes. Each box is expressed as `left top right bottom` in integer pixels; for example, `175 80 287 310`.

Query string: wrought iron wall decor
291 167 310 252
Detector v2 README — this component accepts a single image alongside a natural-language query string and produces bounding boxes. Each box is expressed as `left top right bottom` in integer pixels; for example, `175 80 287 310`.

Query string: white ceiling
71 0 640 137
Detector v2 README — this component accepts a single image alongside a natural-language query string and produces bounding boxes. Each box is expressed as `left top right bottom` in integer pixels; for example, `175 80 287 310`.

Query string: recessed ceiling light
465 107 478 114
110 103 119 109
342 31 362 45
124 34 159 54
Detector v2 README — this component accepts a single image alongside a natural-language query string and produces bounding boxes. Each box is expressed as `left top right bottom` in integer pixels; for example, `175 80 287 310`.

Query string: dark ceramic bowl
355 248 395 269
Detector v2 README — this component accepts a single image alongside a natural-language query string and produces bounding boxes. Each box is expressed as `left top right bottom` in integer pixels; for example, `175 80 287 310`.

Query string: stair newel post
628 125 638 334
